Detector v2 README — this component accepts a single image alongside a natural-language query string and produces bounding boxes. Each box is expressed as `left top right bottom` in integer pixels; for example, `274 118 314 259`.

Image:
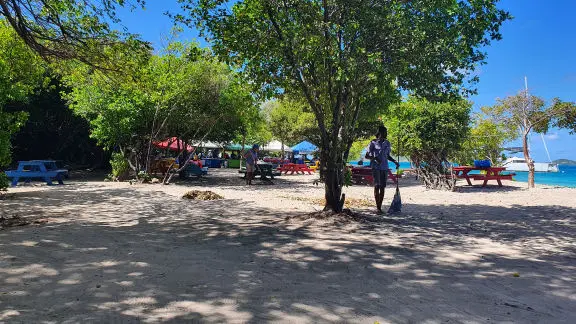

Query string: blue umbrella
291 141 318 154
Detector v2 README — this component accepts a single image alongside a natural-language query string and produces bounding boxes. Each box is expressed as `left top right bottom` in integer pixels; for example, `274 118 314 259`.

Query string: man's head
252 144 260 151
377 126 387 139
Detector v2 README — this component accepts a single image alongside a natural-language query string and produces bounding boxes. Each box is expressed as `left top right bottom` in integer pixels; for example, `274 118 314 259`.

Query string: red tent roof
153 137 194 152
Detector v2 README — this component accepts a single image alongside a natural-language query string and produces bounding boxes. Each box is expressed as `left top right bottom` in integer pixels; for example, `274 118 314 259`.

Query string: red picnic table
452 166 514 187
278 163 315 175
350 167 398 185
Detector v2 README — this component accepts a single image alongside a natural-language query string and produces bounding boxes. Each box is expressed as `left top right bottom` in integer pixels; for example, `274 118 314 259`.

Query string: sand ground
0 169 575 323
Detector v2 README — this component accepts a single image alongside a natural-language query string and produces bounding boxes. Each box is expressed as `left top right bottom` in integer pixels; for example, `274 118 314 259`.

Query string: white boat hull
503 160 559 172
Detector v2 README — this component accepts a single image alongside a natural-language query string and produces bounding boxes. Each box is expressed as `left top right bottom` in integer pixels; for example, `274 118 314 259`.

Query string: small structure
291 141 318 154
262 140 293 153
153 137 194 152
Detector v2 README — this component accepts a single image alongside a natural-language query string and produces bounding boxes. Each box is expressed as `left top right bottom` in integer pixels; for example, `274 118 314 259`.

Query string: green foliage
63 41 259 172
110 152 129 179
483 92 549 137
1 0 149 69
348 139 371 162
0 21 44 171
7 78 104 167
387 97 472 162
454 117 516 166
343 167 352 188
137 171 152 183
240 110 273 146
481 91 576 188
386 97 471 189
0 111 28 166
177 0 510 210
550 100 576 134
265 97 316 147
0 172 8 191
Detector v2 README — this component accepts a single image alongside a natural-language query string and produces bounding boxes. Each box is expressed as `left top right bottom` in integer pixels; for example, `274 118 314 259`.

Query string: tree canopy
483 91 576 188
176 0 511 211
264 97 316 149
0 0 150 69
454 115 516 166
0 20 44 189
386 97 472 190
62 41 259 173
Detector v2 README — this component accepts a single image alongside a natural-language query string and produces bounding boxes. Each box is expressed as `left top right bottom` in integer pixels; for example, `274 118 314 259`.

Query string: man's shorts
372 169 388 188
246 164 255 173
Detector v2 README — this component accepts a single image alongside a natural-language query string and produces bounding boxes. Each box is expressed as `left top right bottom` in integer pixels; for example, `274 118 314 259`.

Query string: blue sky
117 0 576 161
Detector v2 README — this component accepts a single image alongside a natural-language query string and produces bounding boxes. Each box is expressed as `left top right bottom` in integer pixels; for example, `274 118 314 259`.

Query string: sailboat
502 156 559 172
501 77 560 173
503 135 559 172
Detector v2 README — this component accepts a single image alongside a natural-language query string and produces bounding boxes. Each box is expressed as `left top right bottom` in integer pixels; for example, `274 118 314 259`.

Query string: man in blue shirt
244 144 259 185
365 126 399 214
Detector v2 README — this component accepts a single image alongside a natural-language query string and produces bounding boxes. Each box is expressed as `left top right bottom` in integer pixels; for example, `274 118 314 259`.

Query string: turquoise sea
348 161 576 188
511 165 576 188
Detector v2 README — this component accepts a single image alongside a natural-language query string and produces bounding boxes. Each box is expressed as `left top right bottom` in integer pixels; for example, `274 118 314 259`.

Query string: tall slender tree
483 91 576 188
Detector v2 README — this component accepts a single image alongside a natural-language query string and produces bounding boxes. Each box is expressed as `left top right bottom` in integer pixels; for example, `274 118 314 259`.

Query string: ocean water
348 161 576 188
511 165 576 188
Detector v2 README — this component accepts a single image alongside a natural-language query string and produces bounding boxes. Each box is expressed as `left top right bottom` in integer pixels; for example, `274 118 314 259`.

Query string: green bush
110 152 129 180
0 173 8 191
343 166 352 187
137 171 152 183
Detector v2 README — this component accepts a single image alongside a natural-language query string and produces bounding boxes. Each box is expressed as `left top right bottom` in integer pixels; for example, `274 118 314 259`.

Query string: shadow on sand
0 181 574 323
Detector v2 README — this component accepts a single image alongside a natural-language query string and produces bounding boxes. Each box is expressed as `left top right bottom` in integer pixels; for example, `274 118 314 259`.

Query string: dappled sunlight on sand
1 172 575 322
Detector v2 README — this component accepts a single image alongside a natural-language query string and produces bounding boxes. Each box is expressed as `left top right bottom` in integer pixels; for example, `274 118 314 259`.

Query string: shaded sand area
1 169 575 323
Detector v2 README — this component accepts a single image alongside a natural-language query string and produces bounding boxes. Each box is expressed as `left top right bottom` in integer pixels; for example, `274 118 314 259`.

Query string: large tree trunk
522 132 535 188
321 137 345 213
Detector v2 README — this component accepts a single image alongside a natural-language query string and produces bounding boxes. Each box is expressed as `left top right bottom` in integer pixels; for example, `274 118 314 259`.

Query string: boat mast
525 77 554 163
540 133 553 163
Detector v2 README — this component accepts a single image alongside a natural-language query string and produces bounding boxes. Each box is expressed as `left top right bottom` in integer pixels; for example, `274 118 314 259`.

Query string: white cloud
545 133 560 140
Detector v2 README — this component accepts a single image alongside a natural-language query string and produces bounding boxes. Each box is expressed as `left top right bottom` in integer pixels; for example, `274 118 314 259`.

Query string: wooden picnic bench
4 160 68 187
452 166 515 187
277 163 315 175
350 167 398 185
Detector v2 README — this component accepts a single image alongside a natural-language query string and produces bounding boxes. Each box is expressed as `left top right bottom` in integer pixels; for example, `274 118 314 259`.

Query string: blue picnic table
4 160 68 187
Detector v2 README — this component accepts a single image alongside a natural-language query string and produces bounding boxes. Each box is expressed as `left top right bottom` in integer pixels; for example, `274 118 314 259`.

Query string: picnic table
452 166 514 187
277 163 315 175
239 162 277 183
181 161 208 179
350 167 398 185
4 160 68 187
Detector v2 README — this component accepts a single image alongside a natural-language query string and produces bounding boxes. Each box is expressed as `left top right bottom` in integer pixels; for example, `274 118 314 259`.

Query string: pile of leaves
182 190 224 200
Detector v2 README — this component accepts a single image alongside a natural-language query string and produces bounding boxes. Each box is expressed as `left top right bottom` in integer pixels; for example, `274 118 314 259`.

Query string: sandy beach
1 169 575 323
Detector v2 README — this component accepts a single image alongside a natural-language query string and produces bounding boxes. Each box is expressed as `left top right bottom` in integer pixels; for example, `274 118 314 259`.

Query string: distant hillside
553 159 576 165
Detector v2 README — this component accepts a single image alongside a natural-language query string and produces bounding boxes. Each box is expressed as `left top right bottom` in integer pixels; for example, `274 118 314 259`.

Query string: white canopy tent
262 140 293 153
190 141 223 149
